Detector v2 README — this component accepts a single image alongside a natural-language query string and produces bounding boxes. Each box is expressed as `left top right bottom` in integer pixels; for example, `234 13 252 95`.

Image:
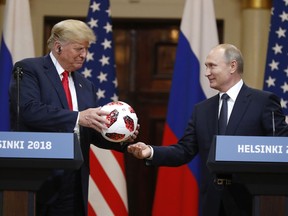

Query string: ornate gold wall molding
242 0 272 9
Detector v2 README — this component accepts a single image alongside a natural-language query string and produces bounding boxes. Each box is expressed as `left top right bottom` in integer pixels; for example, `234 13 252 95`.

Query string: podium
207 135 288 216
0 131 83 216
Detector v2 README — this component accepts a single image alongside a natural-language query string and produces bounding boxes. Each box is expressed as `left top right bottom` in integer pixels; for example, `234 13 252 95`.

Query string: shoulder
243 84 276 99
192 94 219 115
241 84 281 107
14 56 48 69
16 55 47 64
195 94 219 107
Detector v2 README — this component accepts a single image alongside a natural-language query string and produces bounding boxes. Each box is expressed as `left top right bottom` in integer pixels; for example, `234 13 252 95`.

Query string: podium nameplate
215 135 288 162
207 135 288 195
0 131 74 159
0 131 83 190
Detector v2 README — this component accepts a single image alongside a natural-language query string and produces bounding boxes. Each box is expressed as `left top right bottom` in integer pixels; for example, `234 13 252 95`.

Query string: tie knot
62 71 69 78
221 93 229 101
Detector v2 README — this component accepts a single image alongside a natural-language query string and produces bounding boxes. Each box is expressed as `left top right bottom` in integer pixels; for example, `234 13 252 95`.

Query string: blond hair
47 19 96 49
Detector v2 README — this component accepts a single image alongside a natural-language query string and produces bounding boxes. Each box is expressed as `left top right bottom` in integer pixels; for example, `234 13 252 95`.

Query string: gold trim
242 0 272 9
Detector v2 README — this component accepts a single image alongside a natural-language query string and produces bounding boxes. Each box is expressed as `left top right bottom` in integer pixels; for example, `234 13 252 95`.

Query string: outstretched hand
127 142 152 159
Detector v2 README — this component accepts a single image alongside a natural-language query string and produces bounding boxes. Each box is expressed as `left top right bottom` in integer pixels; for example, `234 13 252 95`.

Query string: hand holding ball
100 101 138 142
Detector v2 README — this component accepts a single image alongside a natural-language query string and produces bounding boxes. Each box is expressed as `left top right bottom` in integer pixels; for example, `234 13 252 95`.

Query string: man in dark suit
128 44 288 216
9 19 137 216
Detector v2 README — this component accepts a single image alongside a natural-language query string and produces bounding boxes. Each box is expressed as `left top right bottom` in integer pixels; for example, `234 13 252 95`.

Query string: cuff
146 145 154 160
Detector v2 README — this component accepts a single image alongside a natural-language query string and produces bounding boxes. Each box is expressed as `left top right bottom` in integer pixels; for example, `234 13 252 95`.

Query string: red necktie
62 71 73 110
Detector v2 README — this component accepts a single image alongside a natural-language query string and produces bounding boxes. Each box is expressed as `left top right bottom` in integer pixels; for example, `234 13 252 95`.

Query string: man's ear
230 60 237 74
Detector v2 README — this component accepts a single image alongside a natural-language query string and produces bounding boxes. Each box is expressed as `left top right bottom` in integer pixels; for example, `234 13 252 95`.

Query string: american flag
264 0 288 116
81 0 128 215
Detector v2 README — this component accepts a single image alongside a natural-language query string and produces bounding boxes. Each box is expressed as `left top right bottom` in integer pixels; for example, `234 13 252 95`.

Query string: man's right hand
127 142 152 159
78 107 109 133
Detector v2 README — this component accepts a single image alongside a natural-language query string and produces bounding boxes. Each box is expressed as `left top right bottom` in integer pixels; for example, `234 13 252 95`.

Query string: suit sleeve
148 111 199 167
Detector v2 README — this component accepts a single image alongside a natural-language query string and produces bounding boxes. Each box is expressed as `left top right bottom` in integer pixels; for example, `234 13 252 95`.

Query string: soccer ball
100 101 138 142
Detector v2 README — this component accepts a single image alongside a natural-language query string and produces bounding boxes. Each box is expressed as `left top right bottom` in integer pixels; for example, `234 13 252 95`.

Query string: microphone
272 111 275 136
14 66 23 131
13 66 23 80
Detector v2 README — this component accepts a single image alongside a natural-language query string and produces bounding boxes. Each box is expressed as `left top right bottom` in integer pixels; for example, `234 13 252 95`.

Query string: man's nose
205 68 211 77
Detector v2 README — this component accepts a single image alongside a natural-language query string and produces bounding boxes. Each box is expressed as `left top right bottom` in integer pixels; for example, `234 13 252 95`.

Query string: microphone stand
13 67 35 216
272 111 275 136
13 67 23 131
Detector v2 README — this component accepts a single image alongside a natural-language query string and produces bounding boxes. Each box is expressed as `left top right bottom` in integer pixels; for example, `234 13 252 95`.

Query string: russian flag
0 0 35 131
152 0 218 215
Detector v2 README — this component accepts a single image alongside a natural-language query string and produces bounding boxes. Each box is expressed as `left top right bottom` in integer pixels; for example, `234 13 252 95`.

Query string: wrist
146 145 154 160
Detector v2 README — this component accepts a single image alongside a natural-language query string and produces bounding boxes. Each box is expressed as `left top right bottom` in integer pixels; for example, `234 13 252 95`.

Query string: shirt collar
219 79 243 102
50 52 65 77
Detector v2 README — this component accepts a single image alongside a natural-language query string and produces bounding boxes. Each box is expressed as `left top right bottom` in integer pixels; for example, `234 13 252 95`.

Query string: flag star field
81 0 118 105
264 0 288 114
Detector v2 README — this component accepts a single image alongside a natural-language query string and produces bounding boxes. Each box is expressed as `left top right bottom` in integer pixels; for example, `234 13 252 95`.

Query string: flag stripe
3 0 34 63
153 0 218 215
167 31 206 137
0 0 34 131
89 147 128 215
153 125 199 215
88 175 114 216
91 146 128 209
87 203 97 216
0 38 13 131
182 0 219 99
112 151 126 173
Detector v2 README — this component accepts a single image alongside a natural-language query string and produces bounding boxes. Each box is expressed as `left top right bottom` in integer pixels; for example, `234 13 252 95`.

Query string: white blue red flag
0 0 34 131
263 0 288 117
152 0 218 215
81 0 128 215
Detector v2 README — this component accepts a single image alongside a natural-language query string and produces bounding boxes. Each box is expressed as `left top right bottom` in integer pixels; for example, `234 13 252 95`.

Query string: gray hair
218 44 244 74
47 19 96 49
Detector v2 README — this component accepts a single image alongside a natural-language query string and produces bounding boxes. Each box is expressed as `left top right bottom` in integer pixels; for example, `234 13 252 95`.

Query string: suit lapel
43 55 69 109
206 95 219 136
73 72 87 111
226 84 251 134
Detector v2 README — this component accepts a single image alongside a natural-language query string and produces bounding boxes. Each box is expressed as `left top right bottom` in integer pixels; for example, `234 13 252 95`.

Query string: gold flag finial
242 0 272 9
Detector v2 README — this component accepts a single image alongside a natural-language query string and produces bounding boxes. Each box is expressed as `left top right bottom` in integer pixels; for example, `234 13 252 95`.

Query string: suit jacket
9 55 125 216
149 84 288 216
